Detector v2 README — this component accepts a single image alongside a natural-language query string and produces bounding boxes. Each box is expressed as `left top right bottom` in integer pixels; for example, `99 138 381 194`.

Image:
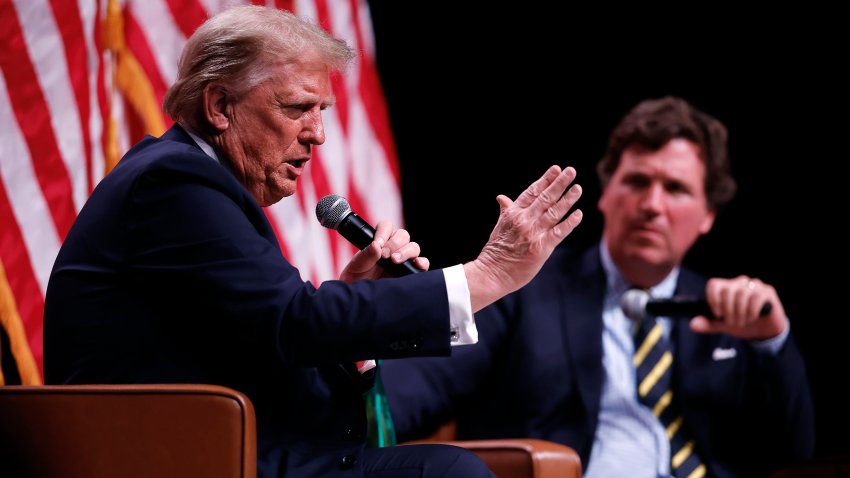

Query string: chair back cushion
0 384 256 478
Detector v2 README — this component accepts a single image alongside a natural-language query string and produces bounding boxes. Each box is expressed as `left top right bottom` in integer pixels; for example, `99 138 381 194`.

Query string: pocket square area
712 347 737 361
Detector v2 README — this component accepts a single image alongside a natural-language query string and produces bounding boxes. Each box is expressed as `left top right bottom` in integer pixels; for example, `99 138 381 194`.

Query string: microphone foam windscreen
316 194 351 230
620 289 649 322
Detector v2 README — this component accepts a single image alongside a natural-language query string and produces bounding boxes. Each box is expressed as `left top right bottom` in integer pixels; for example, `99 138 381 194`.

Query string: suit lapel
561 247 607 437
671 269 719 461
672 270 710 379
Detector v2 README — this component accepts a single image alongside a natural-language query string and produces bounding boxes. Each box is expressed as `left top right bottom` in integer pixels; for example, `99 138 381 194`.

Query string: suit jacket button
340 454 357 469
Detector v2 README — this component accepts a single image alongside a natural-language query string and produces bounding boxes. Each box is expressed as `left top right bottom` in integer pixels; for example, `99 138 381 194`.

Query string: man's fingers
545 183 582 227
383 228 411 258
552 209 583 240
513 165 563 209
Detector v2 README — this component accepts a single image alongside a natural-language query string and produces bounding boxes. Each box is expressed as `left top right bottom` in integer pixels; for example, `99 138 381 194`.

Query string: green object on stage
364 360 397 447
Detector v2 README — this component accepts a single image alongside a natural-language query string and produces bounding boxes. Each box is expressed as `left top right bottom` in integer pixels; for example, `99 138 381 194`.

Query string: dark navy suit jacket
383 245 815 477
44 125 454 478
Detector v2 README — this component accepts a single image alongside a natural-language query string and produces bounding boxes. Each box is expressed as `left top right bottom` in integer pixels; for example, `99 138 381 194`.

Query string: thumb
348 240 382 271
689 316 720 334
496 194 513 211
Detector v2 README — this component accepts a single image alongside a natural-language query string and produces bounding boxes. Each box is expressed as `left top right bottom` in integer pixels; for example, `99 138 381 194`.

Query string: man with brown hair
384 96 814 478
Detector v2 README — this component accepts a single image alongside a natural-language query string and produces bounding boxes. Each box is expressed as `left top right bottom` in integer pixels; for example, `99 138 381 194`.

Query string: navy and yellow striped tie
633 316 707 478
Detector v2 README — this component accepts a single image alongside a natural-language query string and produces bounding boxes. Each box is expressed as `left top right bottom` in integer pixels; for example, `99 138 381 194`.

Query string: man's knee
426 444 494 478
363 443 494 478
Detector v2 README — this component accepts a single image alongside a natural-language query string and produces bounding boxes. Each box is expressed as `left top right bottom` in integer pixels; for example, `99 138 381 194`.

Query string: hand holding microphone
621 276 788 341
316 194 425 279
621 289 772 322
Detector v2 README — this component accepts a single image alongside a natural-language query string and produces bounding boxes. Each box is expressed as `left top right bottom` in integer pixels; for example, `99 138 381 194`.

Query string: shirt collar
183 126 220 164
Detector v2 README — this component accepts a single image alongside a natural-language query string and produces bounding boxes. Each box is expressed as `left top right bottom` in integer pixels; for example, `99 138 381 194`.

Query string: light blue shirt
584 242 788 478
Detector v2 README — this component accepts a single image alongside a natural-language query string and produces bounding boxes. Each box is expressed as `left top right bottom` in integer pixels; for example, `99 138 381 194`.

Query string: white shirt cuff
443 264 477 345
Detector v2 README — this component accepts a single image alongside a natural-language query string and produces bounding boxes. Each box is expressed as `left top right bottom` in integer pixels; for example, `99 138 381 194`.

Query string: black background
366 3 846 457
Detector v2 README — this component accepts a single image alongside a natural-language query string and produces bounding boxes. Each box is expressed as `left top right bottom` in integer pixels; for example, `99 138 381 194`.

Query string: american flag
0 0 401 384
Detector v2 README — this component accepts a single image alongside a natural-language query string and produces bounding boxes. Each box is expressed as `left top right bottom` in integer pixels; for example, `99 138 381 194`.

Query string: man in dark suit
42 6 584 478
383 96 814 478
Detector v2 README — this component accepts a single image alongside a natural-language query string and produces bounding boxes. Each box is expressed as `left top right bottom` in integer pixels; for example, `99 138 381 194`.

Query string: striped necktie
633 316 707 478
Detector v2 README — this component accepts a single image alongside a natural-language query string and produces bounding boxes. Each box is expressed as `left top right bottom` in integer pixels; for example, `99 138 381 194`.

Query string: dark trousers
363 443 495 478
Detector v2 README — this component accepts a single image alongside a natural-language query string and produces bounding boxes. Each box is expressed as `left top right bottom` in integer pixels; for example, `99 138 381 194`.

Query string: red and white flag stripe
0 0 401 383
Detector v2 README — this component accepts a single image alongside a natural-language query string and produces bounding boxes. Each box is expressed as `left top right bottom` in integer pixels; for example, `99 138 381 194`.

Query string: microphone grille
316 194 351 230
620 289 649 322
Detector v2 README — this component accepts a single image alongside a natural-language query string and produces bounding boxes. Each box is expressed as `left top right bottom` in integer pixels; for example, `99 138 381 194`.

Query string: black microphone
620 289 772 322
315 194 421 277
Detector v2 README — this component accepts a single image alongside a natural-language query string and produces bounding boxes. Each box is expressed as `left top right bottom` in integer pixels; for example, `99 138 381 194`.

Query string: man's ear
202 83 230 132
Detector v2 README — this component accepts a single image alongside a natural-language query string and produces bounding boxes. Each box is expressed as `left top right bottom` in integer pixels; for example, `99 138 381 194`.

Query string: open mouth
284 158 309 175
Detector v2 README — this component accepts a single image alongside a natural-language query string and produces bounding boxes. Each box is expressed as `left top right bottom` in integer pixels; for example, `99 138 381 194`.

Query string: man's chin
265 181 296 204
624 246 671 268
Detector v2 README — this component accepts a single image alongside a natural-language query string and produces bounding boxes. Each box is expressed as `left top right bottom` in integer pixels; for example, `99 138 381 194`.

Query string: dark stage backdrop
366 3 846 457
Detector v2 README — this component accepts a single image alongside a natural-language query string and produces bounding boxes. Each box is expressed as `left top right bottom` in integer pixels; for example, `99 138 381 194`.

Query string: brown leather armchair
0 384 256 478
406 420 583 478
0 384 580 478
426 439 582 478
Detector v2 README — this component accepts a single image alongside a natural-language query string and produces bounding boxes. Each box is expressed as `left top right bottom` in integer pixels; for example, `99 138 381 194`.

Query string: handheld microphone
620 289 772 322
315 194 421 277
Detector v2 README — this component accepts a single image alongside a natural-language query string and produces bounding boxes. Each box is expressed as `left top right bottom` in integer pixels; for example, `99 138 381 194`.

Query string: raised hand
464 165 583 311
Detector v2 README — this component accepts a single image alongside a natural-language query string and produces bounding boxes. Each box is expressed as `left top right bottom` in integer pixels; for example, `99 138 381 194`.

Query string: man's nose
639 183 665 212
299 111 325 145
